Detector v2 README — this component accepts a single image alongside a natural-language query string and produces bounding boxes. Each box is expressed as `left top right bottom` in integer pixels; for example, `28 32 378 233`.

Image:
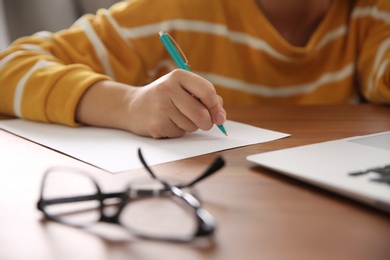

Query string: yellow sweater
1 0 390 126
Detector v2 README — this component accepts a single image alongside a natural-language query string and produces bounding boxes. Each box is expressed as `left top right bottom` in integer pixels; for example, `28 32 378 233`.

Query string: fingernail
215 112 226 125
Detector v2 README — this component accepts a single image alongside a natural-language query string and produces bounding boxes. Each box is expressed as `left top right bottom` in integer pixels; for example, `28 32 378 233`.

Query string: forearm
75 80 135 131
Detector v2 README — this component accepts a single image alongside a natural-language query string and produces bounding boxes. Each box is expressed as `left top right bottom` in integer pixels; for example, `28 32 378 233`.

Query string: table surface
0 104 389 260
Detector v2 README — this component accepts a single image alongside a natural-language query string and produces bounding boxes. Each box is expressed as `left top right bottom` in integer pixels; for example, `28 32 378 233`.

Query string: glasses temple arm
137 148 225 188
138 148 172 188
182 156 225 188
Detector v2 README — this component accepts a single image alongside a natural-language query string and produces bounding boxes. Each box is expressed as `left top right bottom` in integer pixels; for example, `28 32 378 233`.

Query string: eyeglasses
37 148 225 242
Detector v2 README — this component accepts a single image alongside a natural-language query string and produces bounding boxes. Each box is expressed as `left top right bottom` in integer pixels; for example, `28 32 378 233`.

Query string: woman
0 0 389 138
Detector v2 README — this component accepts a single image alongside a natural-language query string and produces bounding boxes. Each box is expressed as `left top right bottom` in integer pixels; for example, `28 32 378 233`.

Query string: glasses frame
37 148 225 242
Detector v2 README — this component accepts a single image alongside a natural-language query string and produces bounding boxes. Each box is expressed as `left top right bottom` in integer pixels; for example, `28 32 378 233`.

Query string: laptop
247 131 390 214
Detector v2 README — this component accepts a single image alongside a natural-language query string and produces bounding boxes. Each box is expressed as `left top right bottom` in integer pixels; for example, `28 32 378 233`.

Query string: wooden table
0 105 389 260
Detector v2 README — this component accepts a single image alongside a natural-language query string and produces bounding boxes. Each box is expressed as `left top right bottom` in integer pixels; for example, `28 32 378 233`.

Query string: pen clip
160 31 190 69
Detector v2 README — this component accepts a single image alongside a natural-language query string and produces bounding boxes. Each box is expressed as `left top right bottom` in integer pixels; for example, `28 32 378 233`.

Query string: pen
159 31 227 136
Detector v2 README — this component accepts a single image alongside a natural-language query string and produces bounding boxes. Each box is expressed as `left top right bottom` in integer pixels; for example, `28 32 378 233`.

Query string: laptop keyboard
349 165 390 185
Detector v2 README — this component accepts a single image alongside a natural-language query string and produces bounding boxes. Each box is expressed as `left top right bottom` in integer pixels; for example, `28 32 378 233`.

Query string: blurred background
0 0 121 50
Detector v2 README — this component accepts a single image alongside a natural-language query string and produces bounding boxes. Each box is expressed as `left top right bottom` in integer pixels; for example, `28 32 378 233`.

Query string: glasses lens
118 177 197 240
41 168 100 226
120 196 197 240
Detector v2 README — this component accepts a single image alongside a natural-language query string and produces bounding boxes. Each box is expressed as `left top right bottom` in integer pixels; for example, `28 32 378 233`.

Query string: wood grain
0 104 389 260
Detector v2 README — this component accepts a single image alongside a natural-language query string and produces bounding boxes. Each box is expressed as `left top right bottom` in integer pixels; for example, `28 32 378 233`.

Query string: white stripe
229 31 294 62
373 59 390 102
101 9 133 48
74 17 115 79
0 51 24 70
19 44 52 55
121 20 294 62
0 45 51 70
121 19 228 38
352 6 390 101
353 6 390 23
366 38 390 97
309 5 390 51
33 31 53 40
315 26 347 50
197 63 354 97
14 60 57 117
147 59 176 78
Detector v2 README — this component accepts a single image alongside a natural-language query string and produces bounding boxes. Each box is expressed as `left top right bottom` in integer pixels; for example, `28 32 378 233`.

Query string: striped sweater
0 0 390 126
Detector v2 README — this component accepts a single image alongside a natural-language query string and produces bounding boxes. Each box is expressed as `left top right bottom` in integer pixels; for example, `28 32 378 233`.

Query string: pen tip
217 124 228 136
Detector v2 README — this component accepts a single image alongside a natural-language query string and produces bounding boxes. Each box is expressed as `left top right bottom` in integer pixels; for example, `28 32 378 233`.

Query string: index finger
178 71 227 125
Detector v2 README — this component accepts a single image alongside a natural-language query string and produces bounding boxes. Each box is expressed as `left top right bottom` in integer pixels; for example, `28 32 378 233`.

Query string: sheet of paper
0 119 289 173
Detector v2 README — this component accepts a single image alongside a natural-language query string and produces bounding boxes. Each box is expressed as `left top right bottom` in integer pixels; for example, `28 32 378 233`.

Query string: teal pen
159 31 228 136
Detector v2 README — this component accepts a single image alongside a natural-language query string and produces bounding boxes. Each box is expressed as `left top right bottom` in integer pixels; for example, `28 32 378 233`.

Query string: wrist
75 80 135 131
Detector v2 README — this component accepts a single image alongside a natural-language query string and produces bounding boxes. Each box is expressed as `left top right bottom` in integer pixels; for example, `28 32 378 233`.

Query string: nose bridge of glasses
127 186 167 198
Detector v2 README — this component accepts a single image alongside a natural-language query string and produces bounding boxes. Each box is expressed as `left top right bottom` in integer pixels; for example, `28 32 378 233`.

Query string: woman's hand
76 69 226 138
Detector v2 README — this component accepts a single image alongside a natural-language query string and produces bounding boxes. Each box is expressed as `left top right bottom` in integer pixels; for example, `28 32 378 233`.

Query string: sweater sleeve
0 1 159 126
356 0 390 103
0 28 112 126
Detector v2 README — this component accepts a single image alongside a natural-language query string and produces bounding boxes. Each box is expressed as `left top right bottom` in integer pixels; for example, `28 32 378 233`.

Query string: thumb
209 100 227 126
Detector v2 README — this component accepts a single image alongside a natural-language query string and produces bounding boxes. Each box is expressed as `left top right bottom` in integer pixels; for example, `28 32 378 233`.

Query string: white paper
0 119 289 173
